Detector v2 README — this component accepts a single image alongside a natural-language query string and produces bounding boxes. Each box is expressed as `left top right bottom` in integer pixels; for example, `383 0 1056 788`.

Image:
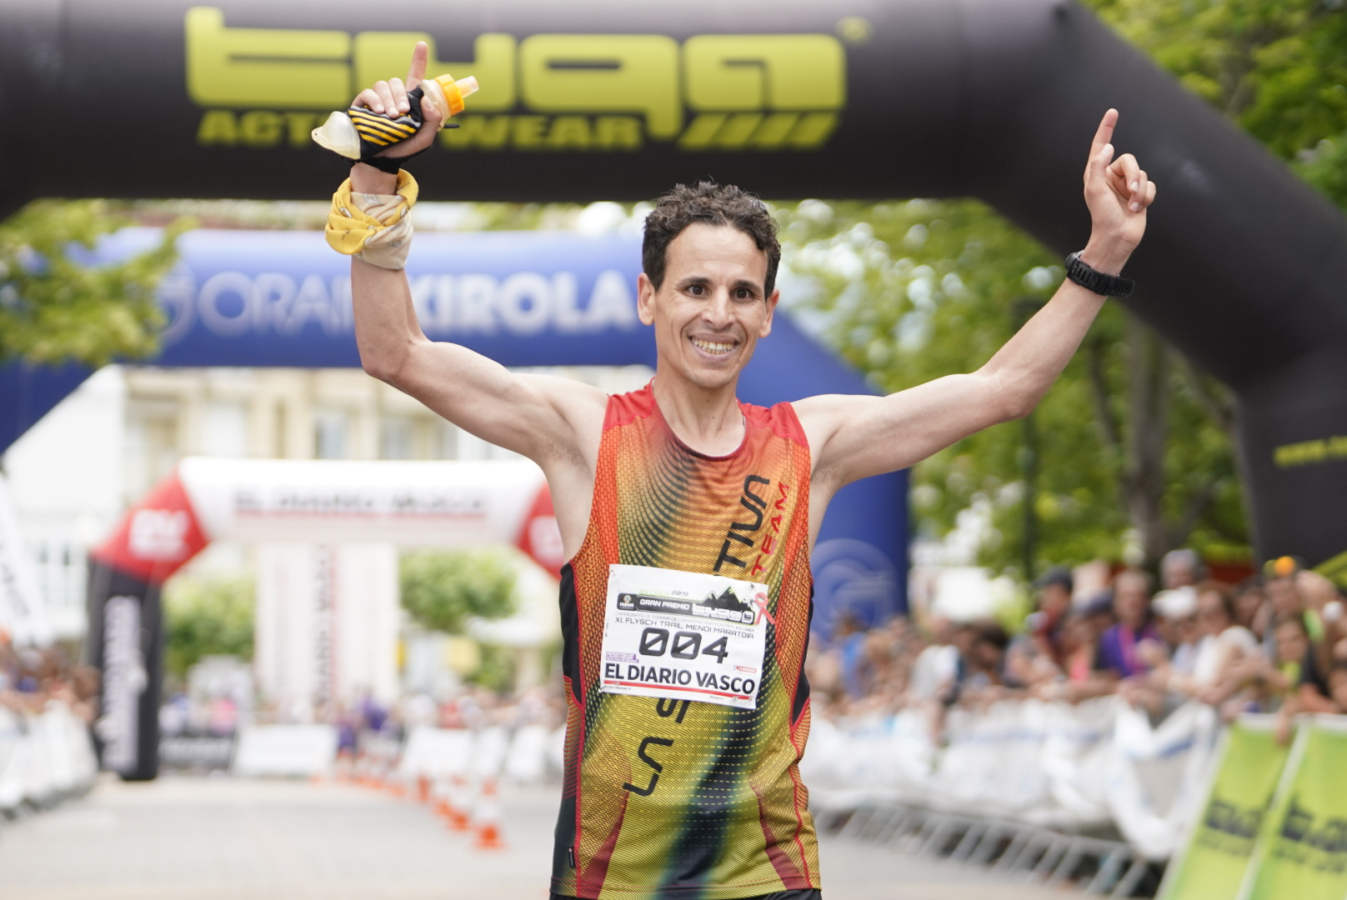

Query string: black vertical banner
86 561 165 782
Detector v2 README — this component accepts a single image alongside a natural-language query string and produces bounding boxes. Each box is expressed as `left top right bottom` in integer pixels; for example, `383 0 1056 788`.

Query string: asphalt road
0 776 1092 899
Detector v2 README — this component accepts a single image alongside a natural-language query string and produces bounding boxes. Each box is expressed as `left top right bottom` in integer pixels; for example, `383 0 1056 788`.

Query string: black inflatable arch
1 0 1345 577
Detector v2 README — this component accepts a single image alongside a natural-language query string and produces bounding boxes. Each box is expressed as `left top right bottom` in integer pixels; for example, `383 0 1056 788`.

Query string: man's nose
702 289 733 327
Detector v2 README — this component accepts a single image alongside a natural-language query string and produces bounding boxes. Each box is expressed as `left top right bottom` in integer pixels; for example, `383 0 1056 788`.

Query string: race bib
599 564 769 711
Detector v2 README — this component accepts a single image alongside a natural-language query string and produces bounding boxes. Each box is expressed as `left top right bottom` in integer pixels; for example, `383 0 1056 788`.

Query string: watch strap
1065 251 1134 297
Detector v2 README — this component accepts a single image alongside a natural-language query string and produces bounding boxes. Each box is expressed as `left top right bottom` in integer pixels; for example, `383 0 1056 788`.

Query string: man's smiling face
638 222 778 392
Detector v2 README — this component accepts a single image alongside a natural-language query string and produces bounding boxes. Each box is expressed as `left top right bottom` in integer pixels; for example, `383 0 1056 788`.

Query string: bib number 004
599 564 769 710
639 627 729 664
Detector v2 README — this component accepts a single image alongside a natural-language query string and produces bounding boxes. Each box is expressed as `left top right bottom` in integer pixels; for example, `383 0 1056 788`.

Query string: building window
125 403 181 500
380 417 415 460
314 409 349 459
438 423 460 460
203 401 248 458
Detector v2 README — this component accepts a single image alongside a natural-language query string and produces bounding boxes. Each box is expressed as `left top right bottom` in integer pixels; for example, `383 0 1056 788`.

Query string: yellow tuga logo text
186 7 847 152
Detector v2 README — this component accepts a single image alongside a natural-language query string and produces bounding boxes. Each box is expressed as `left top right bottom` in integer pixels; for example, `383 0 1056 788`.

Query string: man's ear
637 272 657 326
759 288 780 338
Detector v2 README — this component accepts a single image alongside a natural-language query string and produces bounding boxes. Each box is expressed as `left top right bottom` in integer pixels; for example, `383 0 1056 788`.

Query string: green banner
1158 719 1290 900
1243 719 1347 899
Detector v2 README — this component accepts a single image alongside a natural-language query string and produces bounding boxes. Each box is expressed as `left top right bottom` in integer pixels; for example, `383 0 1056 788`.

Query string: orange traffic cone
381 761 406 798
473 777 506 851
431 778 453 821
355 752 377 788
370 757 390 791
447 774 472 832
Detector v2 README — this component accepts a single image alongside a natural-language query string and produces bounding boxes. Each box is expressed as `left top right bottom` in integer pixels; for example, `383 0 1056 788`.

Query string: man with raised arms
331 43 1156 900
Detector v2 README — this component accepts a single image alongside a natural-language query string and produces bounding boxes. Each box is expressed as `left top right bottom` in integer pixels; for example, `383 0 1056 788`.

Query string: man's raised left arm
797 109 1155 502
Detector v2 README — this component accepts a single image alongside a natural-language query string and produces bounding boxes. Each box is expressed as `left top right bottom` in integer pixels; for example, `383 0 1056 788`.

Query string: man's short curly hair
642 181 781 296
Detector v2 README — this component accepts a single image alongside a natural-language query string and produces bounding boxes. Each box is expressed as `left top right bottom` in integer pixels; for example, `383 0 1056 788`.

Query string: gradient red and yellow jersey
552 383 819 899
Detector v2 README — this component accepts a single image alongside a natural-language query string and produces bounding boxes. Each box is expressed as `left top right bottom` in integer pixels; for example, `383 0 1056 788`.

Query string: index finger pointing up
406 41 428 88
1091 108 1119 157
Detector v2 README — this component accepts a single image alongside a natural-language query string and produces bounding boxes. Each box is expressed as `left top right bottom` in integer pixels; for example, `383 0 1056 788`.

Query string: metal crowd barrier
0 703 98 823
813 792 1159 898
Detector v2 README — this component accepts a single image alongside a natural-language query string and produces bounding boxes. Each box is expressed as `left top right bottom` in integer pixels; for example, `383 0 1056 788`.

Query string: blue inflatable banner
2 228 907 628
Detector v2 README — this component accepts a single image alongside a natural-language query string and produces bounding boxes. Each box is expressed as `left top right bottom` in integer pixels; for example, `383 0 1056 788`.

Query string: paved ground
0 776 1091 899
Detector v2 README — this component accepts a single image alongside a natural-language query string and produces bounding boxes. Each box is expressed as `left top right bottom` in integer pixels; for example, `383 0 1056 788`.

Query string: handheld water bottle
312 73 479 161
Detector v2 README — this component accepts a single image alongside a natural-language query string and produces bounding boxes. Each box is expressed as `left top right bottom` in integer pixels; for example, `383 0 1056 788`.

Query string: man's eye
688 284 705 296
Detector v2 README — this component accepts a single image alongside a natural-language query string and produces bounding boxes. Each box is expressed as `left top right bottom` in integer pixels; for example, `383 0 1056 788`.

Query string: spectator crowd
1 629 101 818
806 552 1347 744
11 549 1347 790
0 631 98 725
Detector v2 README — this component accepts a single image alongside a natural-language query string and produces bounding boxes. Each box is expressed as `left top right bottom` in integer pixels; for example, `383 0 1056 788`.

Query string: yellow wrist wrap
326 169 419 269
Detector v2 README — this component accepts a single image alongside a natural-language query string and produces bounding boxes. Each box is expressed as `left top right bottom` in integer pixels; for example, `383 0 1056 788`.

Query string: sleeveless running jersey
552 384 819 899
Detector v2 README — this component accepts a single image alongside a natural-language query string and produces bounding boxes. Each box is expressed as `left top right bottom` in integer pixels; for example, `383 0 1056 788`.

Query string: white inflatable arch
87 457 560 780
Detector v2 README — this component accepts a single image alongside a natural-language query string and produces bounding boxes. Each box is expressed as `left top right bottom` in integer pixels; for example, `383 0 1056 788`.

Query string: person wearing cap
1173 582 1259 707
1139 585 1199 678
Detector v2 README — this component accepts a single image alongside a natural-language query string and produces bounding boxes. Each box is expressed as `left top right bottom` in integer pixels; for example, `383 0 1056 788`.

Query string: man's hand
349 42 443 191
1080 109 1156 274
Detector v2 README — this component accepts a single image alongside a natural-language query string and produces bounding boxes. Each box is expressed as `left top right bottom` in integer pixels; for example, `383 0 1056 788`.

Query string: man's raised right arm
342 49 605 472
350 225 601 464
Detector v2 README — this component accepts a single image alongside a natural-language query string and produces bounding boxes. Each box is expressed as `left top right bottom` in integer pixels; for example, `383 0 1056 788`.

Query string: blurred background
2 1 1346 898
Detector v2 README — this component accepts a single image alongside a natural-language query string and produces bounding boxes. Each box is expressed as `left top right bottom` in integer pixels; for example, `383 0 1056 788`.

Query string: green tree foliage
776 200 1244 576
1089 0 1347 203
398 548 517 634
775 0 1347 575
162 574 255 680
0 200 187 366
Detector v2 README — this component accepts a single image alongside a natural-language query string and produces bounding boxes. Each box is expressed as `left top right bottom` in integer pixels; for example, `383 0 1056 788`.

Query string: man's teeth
692 338 734 354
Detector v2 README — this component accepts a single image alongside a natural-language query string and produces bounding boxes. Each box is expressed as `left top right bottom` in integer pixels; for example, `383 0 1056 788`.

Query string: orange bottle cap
433 74 479 117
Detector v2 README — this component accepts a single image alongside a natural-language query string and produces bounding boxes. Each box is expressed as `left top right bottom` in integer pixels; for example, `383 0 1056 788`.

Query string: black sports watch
1064 251 1134 297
